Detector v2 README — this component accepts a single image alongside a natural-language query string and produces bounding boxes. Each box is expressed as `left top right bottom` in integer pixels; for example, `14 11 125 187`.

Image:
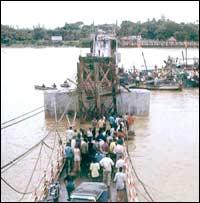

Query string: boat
34 85 57 90
60 82 70 88
128 83 182 91
147 85 182 91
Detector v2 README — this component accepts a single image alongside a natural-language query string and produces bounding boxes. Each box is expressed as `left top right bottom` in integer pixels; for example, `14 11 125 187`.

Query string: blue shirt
95 152 105 162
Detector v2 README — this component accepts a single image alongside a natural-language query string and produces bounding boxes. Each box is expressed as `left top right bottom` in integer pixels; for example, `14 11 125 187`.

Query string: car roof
71 182 108 200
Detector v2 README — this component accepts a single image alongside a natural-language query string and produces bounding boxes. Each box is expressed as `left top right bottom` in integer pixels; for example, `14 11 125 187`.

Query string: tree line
1 18 199 47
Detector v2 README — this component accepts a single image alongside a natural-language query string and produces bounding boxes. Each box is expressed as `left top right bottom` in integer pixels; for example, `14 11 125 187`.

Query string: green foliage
1 18 199 47
118 19 199 41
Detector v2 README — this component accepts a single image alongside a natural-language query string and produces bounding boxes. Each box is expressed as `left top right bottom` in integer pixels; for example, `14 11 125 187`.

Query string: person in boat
42 83 46 88
52 83 56 88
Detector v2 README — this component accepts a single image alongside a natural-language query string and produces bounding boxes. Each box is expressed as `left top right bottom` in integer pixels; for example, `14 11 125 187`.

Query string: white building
51 36 63 41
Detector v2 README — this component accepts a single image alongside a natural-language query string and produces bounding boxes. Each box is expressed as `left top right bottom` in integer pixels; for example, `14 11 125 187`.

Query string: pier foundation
44 88 150 118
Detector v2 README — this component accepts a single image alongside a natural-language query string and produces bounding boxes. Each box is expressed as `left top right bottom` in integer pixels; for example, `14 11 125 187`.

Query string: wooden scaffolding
77 56 118 120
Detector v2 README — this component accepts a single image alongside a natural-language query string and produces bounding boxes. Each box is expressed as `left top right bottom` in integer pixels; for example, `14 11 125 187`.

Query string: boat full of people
34 83 57 90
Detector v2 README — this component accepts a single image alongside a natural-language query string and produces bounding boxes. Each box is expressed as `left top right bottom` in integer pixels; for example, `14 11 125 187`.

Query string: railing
124 148 139 202
31 139 65 202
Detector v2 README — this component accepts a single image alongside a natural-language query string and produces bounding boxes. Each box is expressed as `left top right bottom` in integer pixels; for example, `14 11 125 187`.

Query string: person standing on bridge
100 153 114 187
73 144 81 177
114 167 126 202
127 113 135 133
66 126 74 143
64 143 74 175
65 176 75 201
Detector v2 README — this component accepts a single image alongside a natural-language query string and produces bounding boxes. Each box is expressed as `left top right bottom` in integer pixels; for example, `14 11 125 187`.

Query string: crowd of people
64 113 135 201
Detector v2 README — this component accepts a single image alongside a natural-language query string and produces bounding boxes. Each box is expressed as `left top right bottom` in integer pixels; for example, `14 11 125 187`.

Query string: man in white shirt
99 154 114 187
87 128 93 139
66 126 74 143
115 155 125 171
114 167 126 201
113 143 124 161
90 158 100 181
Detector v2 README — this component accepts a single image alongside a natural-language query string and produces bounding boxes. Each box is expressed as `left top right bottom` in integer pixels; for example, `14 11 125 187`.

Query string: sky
1 1 199 29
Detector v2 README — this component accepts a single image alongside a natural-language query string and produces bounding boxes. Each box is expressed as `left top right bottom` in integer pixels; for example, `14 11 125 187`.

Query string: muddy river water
1 48 199 202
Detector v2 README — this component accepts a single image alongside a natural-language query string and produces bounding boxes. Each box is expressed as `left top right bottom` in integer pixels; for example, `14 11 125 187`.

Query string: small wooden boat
60 83 70 88
60 80 71 88
34 85 57 90
147 86 182 91
128 84 182 91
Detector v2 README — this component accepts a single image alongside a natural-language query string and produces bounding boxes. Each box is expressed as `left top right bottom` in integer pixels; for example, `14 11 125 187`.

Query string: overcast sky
1 1 199 29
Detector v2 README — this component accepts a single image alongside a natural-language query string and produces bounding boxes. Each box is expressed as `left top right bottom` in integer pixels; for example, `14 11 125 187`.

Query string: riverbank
1 40 199 49
2 44 199 49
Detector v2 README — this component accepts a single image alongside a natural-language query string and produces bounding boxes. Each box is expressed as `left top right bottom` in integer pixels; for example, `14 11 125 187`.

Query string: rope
37 130 57 200
135 186 152 202
42 141 54 150
1 100 68 171
127 148 154 202
1 129 52 170
5 130 58 201
1 177 34 195
125 122 154 202
43 144 51 159
145 184 178 201
18 143 44 202
29 132 57 200
55 129 63 144
1 142 40 174
1 106 44 125
1 110 44 130
1 95 71 201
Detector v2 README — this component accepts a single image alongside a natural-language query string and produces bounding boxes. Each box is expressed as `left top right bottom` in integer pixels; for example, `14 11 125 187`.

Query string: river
1 47 199 202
